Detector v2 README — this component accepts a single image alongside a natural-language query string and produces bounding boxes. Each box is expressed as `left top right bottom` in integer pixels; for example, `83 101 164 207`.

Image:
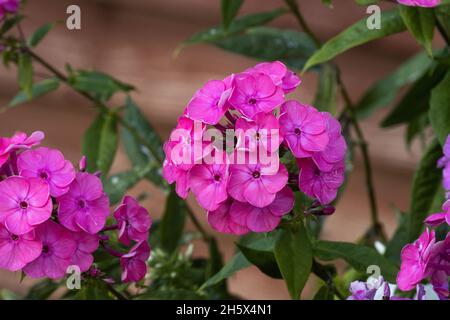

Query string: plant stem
186 204 212 243
312 260 345 300
434 14 450 47
105 282 128 300
287 1 384 240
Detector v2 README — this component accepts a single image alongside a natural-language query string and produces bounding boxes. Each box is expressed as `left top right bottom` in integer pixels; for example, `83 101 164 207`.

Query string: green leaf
314 240 399 282
82 112 119 175
274 224 312 299
236 243 282 278
434 4 450 38
399 6 435 55
313 285 334 300
70 70 134 102
73 279 114 300
18 53 33 97
429 70 450 145
221 0 244 31
9 78 60 107
159 187 187 254
313 64 338 114
104 163 157 205
212 27 317 70
356 51 433 119
120 97 166 188
24 279 60 300
408 139 443 240
355 0 379 4
27 23 54 47
205 238 228 296
405 114 429 148
180 8 286 48
381 64 447 127
303 9 406 71
0 15 23 36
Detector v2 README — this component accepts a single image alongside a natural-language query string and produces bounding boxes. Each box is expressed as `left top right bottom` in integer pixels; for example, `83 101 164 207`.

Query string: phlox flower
235 112 282 153
425 199 450 227
227 161 288 208
0 176 52 235
0 224 42 271
0 0 19 19
70 231 99 272
347 276 395 300
0 131 44 167
114 196 152 245
438 134 450 191
298 158 345 205
246 61 301 94
279 101 329 158
397 229 436 291
185 79 232 125
17 147 76 197
230 186 294 232
397 0 441 7
188 161 229 211
312 112 347 172
120 240 151 283
57 172 110 234
23 220 77 279
207 199 249 235
426 233 450 299
228 72 284 119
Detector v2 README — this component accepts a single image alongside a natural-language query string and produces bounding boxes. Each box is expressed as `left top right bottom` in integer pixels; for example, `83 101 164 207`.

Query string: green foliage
18 53 33 97
274 224 312 300
221 0 244 31
236 242 282 278
9 77 60 107
27 23 54 47
82 111 119 175
313 64 338 114
399 6 435 55
303 9 406 71
429 70 450 145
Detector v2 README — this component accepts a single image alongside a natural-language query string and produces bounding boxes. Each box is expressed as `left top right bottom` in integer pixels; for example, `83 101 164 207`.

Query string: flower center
294 128 302 135
248 97 257 105
39 171 49 180
314 168 321 177
252 171 261 179
42 245 50 254
78 199 87 209
213 174 221 182
19 201 28 209
11 234 19 241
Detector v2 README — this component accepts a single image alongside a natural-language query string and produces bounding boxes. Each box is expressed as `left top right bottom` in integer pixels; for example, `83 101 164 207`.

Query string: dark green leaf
429 70 450 145
9 78 60 107
313 64 338 114
303 9 406 71
236 243 282 278
399 6 435 55
159 187 187 254
314 240 399 282
355 0 379 4
82 112 118 175
408 139 443 241
73 279 114 300
313 285 334 300
356 51 433 119
120 97 166 188
0 15 23 35
381 64 447 127
180 8 286 48
24 279 61 300
70 70 134 102
405 114 429 148
221 0 244 31
274 224 312 299
18 53 33 97
213 27 316 70
28 23 54 47
205 238 228 296
434 4 450 38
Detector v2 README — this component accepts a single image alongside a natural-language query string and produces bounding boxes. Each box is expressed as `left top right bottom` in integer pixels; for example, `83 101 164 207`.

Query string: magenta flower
228 161 288 208
279 101 329 158
120 240 151 283
114 196 152 245
229 72 284 119
397 0 441 7
425 199 450 227
438 134 450 191
189 161 229 211
69 231 99 272
17 147 76 197
235 112 282 153
57 172 110 234
0 0 19 19
298 158 345 205
0 224 42 271
397 229 436 291
0 176 52 235
248 61 301 94
207 199 249 235
312 112 347 172
185 79 232 125
425 233 450 299
0 131 44 167
230 186 294 232
23 220 77 279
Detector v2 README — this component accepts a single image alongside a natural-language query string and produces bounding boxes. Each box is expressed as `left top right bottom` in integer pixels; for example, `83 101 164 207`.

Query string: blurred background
0 0 442 299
